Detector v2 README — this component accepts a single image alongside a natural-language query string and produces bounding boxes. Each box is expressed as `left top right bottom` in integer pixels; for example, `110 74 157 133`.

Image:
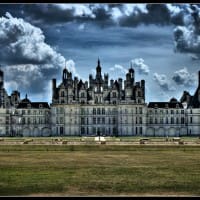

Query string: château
0 59 200 137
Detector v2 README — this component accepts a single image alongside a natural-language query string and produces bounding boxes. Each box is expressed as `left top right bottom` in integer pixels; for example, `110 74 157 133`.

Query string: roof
17 102 50 109
148 102 183 108
188 87 200 108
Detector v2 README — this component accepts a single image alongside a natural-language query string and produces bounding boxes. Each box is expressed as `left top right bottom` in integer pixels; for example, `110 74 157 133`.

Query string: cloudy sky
0 3 200 103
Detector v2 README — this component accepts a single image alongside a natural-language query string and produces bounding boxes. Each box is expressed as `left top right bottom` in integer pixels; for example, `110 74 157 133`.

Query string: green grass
0 145 200 196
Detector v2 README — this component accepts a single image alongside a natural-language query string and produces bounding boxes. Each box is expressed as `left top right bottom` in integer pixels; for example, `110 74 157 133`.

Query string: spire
25 94 27 99
97 57 100 67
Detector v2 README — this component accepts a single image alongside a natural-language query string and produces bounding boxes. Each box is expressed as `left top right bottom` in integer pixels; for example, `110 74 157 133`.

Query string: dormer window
81 92 85 98
39 104 43 109
27 104 31 108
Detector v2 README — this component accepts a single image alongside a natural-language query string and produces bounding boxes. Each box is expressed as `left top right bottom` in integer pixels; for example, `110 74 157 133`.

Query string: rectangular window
93 118 96 124
97 117 101 124
181 117 184 124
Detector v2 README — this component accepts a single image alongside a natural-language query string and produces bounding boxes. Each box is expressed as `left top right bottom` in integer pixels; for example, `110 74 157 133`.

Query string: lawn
0 145 200 196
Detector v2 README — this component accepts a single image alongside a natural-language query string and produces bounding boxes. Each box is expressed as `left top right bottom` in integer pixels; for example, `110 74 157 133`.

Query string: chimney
52 79 56 98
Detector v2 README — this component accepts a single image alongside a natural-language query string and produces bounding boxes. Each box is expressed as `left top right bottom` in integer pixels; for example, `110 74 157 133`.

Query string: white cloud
66 59 80 78
153 72 175 91
109 64 128 74
172 67 197 87
131 58 150 75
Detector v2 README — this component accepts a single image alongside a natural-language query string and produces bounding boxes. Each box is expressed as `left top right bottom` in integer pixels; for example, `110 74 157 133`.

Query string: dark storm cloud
118 4 171 27
173 4 200 56
0 4 191 28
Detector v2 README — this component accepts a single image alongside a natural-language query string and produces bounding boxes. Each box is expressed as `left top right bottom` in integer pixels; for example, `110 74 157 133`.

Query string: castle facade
0 59 200 137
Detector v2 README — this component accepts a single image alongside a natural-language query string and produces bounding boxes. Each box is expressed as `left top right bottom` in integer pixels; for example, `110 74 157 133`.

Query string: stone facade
0 60 200 137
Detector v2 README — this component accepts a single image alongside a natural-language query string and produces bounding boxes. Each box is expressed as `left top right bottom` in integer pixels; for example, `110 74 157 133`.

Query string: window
171 110 174 114
60 107 64 114
97 108 101 115
181 117 184 124
113 92 116 98
60 127 64 135
27 118 31 124
81 108 84 115
190 117 193 123
140 127 142 135
102 118 105 124
97 117 101 124
139 107 142 114
93 108 96 115
150 117 153 124
176 118 179 124
81 92 85 98
93 118 96 124
166 110 168 114
171 117 174 124
93 127 96 134
81 117 85 124
139 117 142 124
155 118 157 124
190 109 192 114
81 127 85 134
166 117 168 124
102 108 105 115
113 117 116 124
61 91 65 97
160 118 163 124
60 117 64 124
181 110 184 114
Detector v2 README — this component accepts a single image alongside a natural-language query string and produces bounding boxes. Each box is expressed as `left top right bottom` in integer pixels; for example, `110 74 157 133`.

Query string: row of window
149 117 185 124
149 109 185 114
14 110 49 115
15 117 50 124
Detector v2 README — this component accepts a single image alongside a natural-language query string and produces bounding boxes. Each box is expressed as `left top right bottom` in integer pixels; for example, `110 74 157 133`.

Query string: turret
110 79 114 87
0 68 4 89
52 78 56 99
62 68 67 83
96 58 102 80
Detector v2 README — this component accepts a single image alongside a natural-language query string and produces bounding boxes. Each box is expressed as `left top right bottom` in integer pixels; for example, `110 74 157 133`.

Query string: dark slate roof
148 102 183 108
17 102 50 109
188 87 200 108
